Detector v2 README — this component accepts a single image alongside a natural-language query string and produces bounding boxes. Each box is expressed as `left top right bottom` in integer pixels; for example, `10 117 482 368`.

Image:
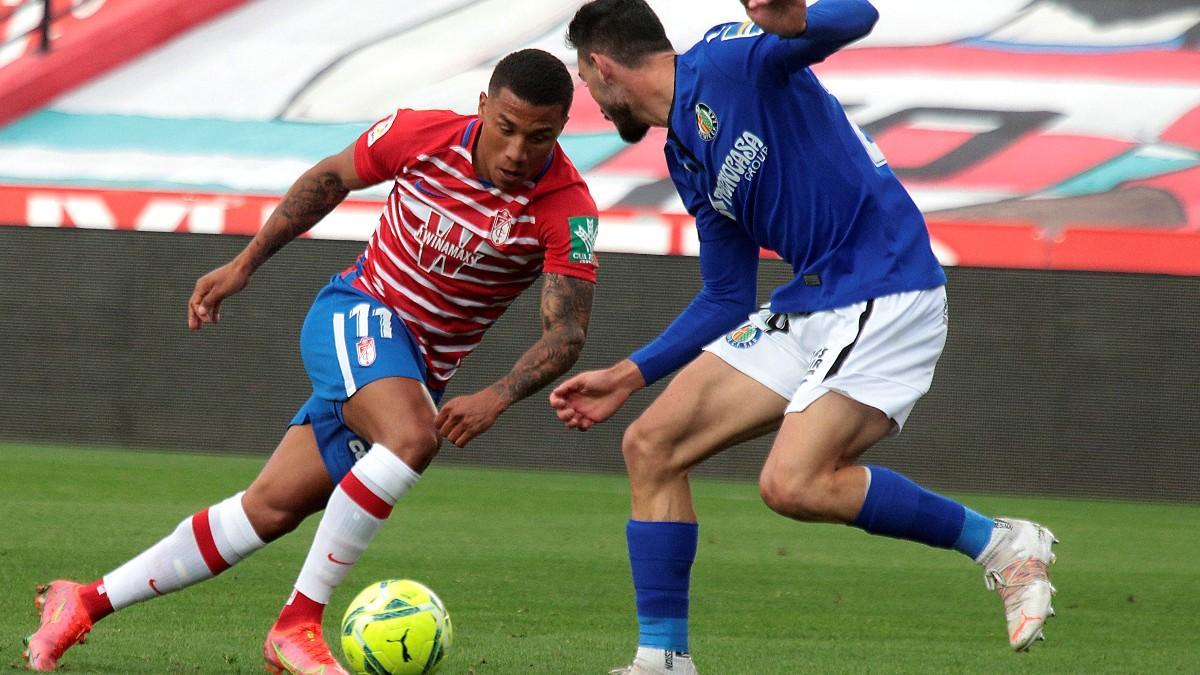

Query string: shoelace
985 558 1049 602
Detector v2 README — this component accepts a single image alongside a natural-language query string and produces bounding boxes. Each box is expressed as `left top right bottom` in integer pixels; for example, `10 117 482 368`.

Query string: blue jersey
630 0 946 384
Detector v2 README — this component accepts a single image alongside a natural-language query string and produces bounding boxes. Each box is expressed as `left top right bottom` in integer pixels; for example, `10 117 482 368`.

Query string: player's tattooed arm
497 273 595 405
189 142 369 330
239 142 368 273
435 273 594 447
241 170 350 270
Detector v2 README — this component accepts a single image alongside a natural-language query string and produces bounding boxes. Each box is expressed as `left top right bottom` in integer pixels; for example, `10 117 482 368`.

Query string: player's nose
503 140 529 166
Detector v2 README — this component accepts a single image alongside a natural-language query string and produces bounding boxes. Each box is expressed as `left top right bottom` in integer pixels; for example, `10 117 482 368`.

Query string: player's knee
621 418 679 482
373 426 440 469
758 471 833 522
241 494 305 542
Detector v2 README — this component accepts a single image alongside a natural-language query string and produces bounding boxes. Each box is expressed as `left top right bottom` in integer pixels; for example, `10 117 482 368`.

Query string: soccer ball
340 579 453 675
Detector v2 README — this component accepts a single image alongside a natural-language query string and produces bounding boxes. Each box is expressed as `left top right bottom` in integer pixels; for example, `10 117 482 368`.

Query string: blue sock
627 520 697 653
853 466 992 559
955 507 996 560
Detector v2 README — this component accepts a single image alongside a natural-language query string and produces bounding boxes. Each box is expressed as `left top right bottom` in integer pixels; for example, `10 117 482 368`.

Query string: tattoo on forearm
497 274 595 405
250 170 349 268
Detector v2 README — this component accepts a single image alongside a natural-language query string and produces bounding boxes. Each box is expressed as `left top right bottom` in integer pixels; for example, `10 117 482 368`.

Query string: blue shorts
289 270 443 482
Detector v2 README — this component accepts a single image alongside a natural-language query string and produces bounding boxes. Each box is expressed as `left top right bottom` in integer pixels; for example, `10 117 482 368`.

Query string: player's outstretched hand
549 360 645 431
436 388 506 448
742 0 808 37
188 261 252 330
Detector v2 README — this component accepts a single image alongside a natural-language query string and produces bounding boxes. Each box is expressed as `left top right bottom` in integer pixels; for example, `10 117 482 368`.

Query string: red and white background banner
0 0 249 124
6 184 1200 276
1 0 1199 275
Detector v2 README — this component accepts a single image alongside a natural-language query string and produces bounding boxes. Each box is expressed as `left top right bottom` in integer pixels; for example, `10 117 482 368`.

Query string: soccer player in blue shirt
553 1 1059 672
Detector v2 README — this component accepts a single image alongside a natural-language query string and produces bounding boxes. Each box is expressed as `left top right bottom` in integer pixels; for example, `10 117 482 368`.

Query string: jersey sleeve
353 109 417 186
758 0 879 71
533 179 600 283
628 206 760 385
702 0 878 83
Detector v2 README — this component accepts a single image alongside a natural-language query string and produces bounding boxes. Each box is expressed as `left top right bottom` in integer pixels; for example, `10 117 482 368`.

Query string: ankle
79 580 114 623
274 589 325 630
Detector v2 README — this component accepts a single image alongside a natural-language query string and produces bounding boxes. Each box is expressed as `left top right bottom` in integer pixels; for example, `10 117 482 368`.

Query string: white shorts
703 286 948 431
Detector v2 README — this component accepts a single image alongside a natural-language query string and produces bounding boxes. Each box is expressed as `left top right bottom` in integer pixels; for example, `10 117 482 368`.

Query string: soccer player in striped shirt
554 1 1058 673
24 49 599 674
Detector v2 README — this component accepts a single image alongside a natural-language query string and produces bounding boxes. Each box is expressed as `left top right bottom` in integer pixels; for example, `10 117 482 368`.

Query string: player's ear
592 53 617 84
477 91 488 118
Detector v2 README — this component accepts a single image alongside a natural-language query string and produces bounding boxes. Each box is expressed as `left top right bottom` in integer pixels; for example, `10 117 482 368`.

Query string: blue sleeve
761 0 878 70
629 212 759 385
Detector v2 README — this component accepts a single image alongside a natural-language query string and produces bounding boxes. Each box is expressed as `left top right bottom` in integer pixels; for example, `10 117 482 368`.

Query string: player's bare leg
615 354 786 674
756 391 891 522
25 425 330 672
625 354 787 522
339 376 441 473
265 376 438 675
243 424 337 539
760 391 1058 650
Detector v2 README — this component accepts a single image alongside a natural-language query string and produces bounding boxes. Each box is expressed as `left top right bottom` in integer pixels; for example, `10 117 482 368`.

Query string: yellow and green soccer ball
341 579 453 675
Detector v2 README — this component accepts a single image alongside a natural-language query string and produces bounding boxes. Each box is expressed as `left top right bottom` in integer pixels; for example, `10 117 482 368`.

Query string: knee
621 418 681 484
373 426 440 470
241 492 306 543
758 470 834 522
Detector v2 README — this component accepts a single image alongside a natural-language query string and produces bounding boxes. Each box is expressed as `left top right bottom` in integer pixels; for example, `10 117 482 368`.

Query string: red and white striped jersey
349 109 599 389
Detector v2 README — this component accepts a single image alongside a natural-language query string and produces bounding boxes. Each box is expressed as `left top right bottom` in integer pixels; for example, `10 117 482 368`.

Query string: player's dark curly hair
489 49 574 114
567 0 673 67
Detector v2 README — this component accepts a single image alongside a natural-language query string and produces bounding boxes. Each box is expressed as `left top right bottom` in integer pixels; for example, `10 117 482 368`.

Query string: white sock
634 647 692 672
293 444 419 604
103 492 264 610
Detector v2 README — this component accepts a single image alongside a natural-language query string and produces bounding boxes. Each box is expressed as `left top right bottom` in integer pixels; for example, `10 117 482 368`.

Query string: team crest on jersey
490 208 514 246
696 103 718 142
725 323 761 349
356 336 376 367
367 114 395 147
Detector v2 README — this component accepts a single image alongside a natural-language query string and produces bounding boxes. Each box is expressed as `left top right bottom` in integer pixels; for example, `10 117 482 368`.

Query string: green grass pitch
2 444 1197 674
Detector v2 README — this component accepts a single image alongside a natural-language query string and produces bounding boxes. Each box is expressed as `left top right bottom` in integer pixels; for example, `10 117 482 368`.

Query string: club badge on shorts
725 323 761 349
490 208 514 246
356 336 376 367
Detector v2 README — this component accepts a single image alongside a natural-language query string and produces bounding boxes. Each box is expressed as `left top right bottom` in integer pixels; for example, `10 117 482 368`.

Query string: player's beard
606 102 650 144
